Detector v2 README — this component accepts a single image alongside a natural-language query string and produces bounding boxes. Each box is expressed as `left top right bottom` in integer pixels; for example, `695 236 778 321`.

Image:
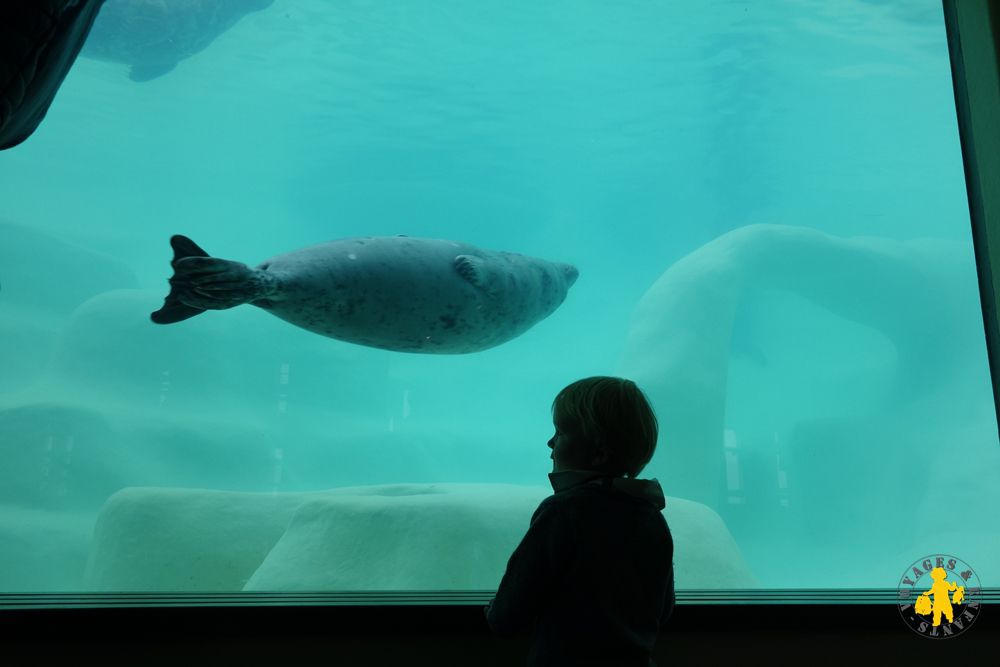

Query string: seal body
152 235 578 354
82 0 274 81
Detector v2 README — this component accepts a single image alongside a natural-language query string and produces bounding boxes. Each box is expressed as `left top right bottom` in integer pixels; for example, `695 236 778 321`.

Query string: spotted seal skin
151 235 579 354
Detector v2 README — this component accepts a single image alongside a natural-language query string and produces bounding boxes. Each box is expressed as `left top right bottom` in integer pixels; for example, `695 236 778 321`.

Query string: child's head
549 376 658 478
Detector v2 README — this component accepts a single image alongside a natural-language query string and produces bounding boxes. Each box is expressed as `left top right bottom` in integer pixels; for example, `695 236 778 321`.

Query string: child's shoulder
532 486 590 514
538 480 614 511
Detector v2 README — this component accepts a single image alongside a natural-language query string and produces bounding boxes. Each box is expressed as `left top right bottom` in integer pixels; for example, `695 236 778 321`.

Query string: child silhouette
485 376 675 666
921 567 960 626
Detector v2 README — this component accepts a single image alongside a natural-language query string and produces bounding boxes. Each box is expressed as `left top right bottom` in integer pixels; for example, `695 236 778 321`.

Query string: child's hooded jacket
486 470 675 667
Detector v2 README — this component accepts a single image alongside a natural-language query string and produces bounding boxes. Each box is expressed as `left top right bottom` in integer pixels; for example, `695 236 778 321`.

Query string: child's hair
551 376 658 478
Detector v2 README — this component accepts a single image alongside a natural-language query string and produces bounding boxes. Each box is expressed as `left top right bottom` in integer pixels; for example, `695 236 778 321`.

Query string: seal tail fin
150 235 270 325
151 235 210 324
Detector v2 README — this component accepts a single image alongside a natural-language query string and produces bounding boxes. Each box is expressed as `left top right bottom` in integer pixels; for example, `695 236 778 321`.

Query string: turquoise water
1 0 998 593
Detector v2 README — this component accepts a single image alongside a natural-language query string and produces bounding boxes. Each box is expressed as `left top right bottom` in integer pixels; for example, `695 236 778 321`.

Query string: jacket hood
548 470 666 510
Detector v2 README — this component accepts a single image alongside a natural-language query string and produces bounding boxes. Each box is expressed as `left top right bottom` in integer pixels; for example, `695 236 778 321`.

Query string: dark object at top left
0 0 105 150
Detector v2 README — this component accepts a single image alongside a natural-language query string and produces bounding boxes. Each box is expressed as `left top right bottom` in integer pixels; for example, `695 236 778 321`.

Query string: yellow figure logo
915 567 961 627
898 554 980 638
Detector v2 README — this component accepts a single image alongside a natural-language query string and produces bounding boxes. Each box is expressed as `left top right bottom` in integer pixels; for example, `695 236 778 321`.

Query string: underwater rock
85 487 314 591
52 288 260 410
620 224 976 508
244 484 548 591
0 388 290 517
81 0 274 82
83 484 756 591
0 402 126 509
51 288 389 416
659 496 757 589
247 488 755 591
0 219 138 318
0 220 138 391
0 506 93 591
0 318 58 393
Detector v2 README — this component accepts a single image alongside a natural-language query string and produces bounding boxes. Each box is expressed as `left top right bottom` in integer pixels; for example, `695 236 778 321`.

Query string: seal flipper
455 254 506 299
454 255 486 287
151 296 204 324
170 234 210 262
151 234 277 325
151 235 210 324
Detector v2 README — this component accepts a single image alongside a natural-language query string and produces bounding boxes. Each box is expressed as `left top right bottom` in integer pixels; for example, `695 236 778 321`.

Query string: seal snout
561 263 580 287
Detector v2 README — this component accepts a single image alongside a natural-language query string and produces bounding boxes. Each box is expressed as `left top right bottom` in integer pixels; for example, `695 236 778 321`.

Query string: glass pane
1 0 996 596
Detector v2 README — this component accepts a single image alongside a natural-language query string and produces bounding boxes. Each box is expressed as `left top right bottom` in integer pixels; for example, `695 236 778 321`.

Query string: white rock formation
84 484 757 592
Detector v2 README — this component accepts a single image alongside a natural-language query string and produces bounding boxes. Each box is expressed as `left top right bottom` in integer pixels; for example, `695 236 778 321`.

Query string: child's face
548 413 602 472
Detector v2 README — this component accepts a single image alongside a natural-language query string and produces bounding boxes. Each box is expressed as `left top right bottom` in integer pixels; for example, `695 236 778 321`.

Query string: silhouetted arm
485 498 570 638
659 563 675 628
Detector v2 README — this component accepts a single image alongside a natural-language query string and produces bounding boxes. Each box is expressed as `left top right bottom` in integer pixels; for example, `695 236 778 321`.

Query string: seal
0 0 105 149
151 235 579 354
81 0 274 81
